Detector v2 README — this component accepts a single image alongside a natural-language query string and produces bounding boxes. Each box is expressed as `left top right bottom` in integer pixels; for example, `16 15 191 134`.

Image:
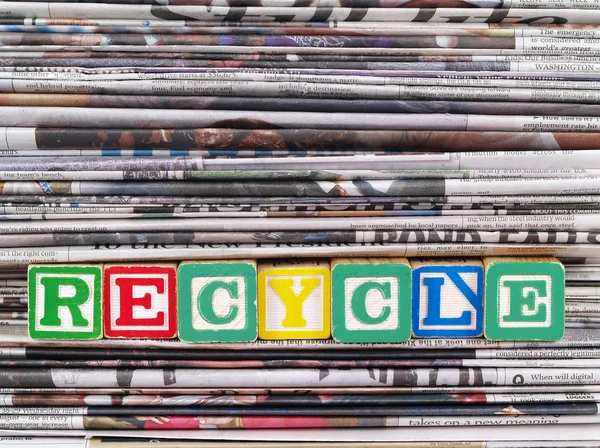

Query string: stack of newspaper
4 327 600 445
1 0 600 446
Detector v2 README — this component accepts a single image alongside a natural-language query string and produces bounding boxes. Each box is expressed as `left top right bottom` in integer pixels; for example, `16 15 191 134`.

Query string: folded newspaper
0 0 599 446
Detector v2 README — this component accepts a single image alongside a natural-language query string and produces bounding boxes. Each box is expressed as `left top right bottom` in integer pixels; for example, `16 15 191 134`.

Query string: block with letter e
28 264 102 340
104 263 177 339
331 258 411 343
411 258 484 338
178 260 257 343
484 257 565 341
258 259 330 340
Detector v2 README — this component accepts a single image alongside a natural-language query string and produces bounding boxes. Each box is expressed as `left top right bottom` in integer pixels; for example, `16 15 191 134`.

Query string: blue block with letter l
411 259 484 338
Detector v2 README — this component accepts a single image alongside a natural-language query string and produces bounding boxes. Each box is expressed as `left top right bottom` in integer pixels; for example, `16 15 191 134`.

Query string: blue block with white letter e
410 259 484 338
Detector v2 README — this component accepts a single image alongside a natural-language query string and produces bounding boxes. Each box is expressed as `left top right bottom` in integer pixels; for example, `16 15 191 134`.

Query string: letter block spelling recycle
258 259 331 340
178 260 257 343
26 257 567 342
411 258 484 338
28 264 103 340
103 264 178 339
484 256 565 341
331 257 411 343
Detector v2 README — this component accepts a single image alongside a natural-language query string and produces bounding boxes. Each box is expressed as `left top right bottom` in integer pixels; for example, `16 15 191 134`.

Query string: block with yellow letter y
178 260 257 342
484 257 565 341
258 259 330 340
28 264 103 340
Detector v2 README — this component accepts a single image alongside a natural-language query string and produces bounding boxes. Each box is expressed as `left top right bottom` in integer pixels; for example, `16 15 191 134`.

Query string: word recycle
28 256 565 343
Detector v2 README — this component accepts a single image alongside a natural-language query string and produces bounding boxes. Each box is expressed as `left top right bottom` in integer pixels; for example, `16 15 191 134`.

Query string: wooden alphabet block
28 264 102 340
258 259 330 340
104 263 177 339
411 258 484 338
331 258 411 343
178 260 257 343
484 256 565 341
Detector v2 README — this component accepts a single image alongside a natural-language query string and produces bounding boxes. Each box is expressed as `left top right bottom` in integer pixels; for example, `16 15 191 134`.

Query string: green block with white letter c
178 261 257 343
331 258 412 343
484 257 565 341
28 264 103 340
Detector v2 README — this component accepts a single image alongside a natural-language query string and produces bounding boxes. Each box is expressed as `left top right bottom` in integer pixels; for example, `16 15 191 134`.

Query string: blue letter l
422 272 478 326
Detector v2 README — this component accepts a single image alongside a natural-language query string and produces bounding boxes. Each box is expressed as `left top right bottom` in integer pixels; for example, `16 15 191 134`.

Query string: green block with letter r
28 264 103 340
484 257 565 341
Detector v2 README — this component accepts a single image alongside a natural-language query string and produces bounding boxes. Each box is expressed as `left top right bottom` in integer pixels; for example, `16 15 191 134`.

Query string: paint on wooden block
411 259 484 338
331 257 411 343
104 264 177 339
28 264 102 340
484 256 565 341
258 260 330 340
178 260 257 343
